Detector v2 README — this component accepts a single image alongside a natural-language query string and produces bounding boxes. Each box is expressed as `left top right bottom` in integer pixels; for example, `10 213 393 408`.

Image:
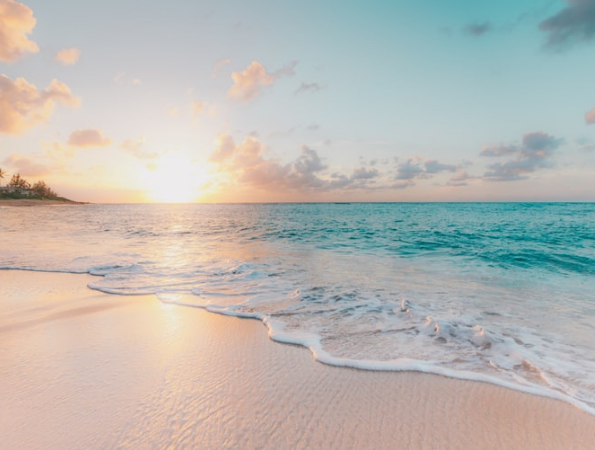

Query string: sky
0 0 594 203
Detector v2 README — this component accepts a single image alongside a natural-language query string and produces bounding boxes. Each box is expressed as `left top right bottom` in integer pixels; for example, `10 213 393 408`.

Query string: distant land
0 198 86 207
0 171 85 206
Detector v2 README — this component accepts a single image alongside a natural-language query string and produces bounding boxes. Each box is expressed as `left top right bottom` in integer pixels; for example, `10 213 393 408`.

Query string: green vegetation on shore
0 169 74 202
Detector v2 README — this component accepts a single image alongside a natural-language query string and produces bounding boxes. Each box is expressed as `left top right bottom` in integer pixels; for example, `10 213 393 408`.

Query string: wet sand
1 270 594 449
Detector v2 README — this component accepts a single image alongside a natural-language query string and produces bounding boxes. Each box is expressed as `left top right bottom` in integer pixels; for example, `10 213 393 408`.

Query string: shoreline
0 198 88 207
2 269 595 448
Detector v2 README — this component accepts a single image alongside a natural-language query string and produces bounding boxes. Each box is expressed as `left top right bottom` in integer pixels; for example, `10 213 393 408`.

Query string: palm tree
0 167 5 187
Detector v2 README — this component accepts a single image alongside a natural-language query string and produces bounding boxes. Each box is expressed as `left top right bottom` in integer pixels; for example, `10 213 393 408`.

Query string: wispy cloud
463 21 492 36
577 137 595 151
67 129 112 148
0 0 39 62
482 131 562 181
211 57 231 78
424 160 457 174
228 60 297 102
43 141 75 160
585 107 595 124
191 100 206 117
114 72 141 86
295 82 322 95
120 138 158 159
55 47 81 65
480 143 518 157
0 74 79 135
539 0 595 51
2 154 49 177
446 171 478 187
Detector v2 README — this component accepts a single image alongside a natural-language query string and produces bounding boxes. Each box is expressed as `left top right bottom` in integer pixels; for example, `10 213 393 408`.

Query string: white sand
1 270 594 449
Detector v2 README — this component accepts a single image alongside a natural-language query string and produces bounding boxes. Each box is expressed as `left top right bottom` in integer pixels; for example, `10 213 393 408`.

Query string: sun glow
143 153 210 203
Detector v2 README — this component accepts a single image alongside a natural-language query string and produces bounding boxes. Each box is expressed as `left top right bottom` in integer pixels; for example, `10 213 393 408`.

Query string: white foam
163 294 595 417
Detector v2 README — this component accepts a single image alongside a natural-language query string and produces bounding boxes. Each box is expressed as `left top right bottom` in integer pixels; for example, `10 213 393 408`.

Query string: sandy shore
0 199 86 207
1 270 594 449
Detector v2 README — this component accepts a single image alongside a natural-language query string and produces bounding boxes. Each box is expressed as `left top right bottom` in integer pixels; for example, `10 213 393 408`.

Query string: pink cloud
0 0 39 62
0 74 80 135
585 108 595 124
2 154 49 177
228 60 297 102
120 137 157 159
55 47 81 65
67 129 112 148
209 133 385 194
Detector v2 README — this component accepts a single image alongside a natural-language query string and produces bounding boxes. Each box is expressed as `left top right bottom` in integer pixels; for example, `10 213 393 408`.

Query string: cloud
539 0 595 50
209 132 237 163
392 158 458 188
55 47 81 65
482 131 562 181
424 160 457 174
228 61 274 101
480 144 518 157
351 166 379 180
191 100 206 117
447 171 477 187
395 159 426 181
228 60 297 102
295 82 322 95
67 129 112 148
586 107 595 124
274 60 298 78
463 21 492 36
209 133 385 193
114 72 141 86
44 141 75 160
211 57 231 78
210 134 465 195
120 138 158 159
0 0 39 62
577 137 595 151
2 154 49 177
294 145 327 174
0 74 80 135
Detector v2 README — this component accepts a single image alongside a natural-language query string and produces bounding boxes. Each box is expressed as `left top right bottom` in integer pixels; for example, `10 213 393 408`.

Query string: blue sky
1 0 594 202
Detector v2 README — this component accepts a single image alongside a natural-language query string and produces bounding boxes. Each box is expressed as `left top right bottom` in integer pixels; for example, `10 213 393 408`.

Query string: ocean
1 202 594 414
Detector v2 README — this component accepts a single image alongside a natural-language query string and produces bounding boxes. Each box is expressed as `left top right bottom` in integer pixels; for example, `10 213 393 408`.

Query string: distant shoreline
0 198 88 207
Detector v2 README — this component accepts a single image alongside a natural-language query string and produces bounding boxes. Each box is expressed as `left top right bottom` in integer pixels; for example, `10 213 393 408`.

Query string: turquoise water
1 203 594 413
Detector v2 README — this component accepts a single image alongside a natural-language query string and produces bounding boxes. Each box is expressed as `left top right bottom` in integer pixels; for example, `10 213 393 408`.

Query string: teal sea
1 203 594 414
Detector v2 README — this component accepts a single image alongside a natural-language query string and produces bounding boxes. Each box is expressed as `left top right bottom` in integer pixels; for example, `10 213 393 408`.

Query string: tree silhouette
7 173 31 190
0 168 5 187
31 180 58 198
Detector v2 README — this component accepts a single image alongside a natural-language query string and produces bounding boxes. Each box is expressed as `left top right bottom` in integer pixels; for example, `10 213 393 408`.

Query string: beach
1 270 594 449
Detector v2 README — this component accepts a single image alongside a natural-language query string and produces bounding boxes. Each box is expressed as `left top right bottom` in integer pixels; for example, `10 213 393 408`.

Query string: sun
143 153 209 203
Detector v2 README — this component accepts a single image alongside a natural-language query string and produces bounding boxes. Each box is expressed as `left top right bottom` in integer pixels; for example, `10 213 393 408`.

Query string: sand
1 270 594 449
